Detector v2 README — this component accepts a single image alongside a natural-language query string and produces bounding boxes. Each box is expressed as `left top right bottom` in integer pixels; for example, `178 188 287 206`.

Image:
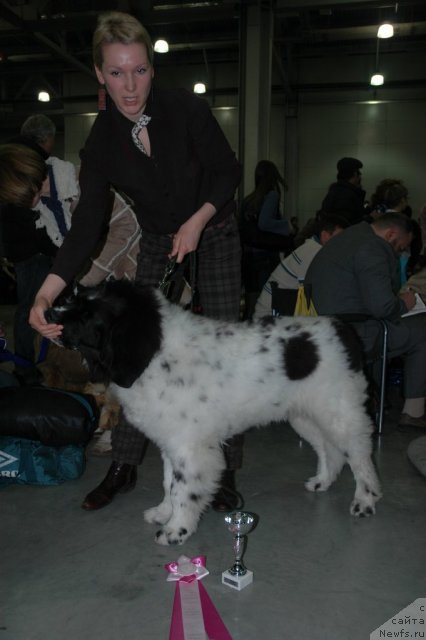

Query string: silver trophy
222 511 255 590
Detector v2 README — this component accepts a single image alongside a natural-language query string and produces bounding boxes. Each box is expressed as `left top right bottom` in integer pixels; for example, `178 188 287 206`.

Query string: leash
0 336 49 368
158 252 202 314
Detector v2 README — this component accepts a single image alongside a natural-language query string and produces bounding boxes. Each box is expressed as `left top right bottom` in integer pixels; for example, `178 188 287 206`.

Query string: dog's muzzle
44 307 62 324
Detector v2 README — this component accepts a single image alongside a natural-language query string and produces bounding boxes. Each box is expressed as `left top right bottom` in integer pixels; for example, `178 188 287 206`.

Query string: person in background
240 160 293 318
28 11 244 513
305 212 426 430
320 156 365 225
294 157 365 250
366 178 422 283
18 114 79 254
0 137 140 382
0 322 20 388
253 213 348 319
0 144 53 384
21 114 141 284
241 160 290 237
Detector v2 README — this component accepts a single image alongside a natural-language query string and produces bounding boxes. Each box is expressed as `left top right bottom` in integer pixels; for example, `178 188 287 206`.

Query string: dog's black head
45 280 163 388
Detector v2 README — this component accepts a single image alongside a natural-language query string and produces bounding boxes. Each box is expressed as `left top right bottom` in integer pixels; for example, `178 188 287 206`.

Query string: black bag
0 386 99 446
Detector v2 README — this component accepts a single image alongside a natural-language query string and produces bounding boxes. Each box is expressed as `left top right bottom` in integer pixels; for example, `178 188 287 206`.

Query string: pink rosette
165 555 232 640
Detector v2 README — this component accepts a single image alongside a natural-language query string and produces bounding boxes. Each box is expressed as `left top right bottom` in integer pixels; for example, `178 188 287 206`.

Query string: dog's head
45 280 163 388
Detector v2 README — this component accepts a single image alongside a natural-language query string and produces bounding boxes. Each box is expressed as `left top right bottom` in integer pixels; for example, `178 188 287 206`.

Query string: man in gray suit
305 212 426 429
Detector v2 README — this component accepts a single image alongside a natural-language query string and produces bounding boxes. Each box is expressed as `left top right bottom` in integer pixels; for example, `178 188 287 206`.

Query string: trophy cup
222 511 255 590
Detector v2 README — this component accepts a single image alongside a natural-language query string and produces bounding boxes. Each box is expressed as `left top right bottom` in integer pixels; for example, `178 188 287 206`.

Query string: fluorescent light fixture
154 39 169 53
377 23 394 38
370 73 384 86
38 91 50 102
193 82 206 94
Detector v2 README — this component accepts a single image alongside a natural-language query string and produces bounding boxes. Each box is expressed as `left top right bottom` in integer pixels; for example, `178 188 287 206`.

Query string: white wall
297 100 426 225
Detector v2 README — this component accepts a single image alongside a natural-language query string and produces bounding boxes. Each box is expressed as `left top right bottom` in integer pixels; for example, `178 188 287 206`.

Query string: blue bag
0 386 99 486
0 436 86 485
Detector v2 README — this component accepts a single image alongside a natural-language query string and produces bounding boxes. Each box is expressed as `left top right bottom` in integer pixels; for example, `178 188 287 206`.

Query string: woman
0 144 54 384
29 11 243 512
241 159 290 236
239 160 292 318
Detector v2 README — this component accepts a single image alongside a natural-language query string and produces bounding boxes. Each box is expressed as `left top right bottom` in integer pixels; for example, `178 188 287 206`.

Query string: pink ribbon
165 555 232 640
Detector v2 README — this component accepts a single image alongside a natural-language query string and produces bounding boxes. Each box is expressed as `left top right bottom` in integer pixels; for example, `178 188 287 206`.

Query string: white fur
109 291 381 546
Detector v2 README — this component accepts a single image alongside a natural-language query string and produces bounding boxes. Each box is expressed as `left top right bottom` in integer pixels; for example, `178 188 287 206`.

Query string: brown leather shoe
211 470 243 512
81 462 137 511
399 413 426 430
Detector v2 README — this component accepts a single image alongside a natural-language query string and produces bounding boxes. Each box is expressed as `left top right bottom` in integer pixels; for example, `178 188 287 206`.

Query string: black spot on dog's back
281 333 319 380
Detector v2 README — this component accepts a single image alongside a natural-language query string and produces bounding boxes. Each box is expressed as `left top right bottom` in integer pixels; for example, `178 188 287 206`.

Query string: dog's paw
350 498 376 517
144 504 172 525
350 498 376 518
305 475 331 492
154 526 189 546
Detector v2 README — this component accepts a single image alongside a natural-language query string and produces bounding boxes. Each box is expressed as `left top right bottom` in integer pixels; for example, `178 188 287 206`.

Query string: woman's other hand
171 203 216 263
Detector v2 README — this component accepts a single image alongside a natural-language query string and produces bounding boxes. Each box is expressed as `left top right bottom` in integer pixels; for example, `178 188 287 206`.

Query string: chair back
270 281 298 316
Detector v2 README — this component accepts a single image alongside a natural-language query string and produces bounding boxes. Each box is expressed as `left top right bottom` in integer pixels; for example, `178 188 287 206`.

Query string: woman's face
95 42 154 122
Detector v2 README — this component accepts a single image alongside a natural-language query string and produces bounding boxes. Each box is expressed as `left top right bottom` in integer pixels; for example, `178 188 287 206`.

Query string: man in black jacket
321 156 366 225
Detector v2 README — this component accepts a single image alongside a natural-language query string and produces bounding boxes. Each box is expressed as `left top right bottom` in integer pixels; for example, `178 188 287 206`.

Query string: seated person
253 213 347 318
366 178 422 282
305 212 426 429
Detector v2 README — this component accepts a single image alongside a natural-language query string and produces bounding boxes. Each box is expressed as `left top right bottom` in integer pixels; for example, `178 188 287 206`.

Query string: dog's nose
44 307 61 324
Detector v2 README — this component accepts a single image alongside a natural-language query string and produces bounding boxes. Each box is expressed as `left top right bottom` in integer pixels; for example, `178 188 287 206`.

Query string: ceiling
1 0 426 131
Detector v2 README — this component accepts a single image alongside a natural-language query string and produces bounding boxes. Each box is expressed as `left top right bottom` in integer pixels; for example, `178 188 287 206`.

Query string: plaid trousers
112 215 244 469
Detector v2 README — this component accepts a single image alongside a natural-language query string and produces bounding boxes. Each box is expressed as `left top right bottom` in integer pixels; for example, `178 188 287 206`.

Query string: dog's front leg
154 444 224 546
144 453 173 525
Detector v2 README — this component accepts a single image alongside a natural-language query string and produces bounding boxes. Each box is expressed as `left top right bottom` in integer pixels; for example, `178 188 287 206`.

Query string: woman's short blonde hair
0 144 47 208
93 11 154 69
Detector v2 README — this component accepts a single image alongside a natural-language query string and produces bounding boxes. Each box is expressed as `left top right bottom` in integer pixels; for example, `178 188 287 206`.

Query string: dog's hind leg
144 453 173 525
289 414 346 492
345 432 381 517
154 443 225 546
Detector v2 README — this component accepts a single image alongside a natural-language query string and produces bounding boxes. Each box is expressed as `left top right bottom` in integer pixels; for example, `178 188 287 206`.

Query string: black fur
281 333 319 380
49 280 163 388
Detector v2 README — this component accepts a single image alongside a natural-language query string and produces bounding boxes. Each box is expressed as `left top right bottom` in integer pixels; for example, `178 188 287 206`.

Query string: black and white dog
46 279 381 545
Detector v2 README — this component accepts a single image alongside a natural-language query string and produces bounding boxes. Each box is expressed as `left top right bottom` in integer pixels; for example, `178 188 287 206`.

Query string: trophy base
221 569 253 591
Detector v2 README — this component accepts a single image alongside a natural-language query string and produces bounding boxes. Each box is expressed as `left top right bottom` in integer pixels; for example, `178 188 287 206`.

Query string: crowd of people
1 9 426 516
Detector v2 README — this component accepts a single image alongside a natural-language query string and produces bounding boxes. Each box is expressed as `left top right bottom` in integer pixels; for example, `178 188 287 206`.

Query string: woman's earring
98 86 107 111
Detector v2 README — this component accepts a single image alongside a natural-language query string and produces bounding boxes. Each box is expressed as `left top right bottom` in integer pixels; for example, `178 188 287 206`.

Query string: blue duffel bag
0 386 99 486
0 437 86 485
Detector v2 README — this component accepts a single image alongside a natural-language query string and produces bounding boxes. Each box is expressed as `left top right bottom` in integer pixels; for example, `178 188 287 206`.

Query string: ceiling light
377 23 394 39
154 39 169 53
38 91 50 102
370 74 384 86
193 82 206 94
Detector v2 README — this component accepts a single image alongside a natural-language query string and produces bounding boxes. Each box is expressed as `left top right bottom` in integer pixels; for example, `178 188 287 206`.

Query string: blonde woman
29 11 244 513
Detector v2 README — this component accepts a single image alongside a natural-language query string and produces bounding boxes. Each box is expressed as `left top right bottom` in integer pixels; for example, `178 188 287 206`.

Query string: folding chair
270 281 298 316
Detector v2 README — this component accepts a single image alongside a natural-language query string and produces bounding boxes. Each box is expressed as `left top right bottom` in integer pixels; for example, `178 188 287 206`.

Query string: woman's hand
28 274 67 338
29 296 63 339
171 203 217 263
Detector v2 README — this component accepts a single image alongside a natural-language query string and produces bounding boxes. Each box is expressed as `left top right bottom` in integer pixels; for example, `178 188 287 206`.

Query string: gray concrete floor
1 304 426 639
